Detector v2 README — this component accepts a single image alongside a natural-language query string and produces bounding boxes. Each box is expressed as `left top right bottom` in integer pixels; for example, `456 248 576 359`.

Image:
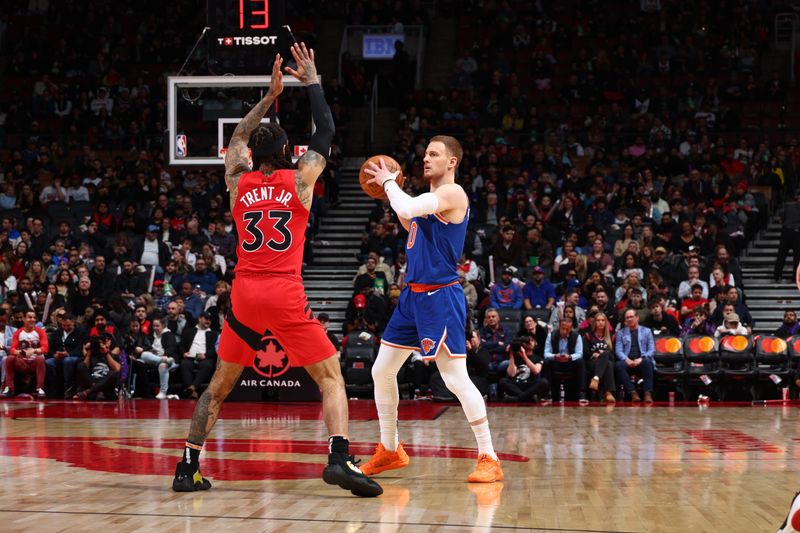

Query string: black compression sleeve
307 83 334 156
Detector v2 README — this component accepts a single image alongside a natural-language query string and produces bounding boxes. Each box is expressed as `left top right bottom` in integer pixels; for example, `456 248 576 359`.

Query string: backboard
167 75 315 166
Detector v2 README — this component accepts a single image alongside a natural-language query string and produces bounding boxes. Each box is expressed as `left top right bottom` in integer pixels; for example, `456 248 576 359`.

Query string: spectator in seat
179 312 218 399
680 284 709 320
499 334 549 402
68 276 94 316
714 313 748 338
523 266 556 311
614 309 656 404
141 317 179 400
457 252 480 283
45 312 85 398
132 224 172 272
643 300 680 337
613 224 636 258
490 268 523 309
678 266 709 300
133 305 153 335
88 312 122 347
355 251 394 286
524 228 554 270
586 238 614 279
459 271 478 310
680 307 716 337
0 309 15 390
74 334 120 401
480 308 511 374
179 282 205 321
550 289 586 329
209 222 237 264
775 309 800 338
89 255 115 304
123 319 154 395
713 286 754 331
491 225 526 272
185 258 218 295
2 310 48 397
354 254 389 295
543 320 587 402
583 312 616 403
114 258 148 301
516 315 549 357
165 300 193 343
618 287 650 324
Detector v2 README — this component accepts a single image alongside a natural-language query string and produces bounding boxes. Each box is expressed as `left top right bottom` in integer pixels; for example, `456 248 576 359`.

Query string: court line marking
0 508 642 532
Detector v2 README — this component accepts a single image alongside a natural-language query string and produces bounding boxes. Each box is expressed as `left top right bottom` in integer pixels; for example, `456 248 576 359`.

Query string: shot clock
207 0 287 73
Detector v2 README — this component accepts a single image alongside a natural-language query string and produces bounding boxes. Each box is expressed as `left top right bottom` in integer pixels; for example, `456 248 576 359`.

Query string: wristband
382 178 396 191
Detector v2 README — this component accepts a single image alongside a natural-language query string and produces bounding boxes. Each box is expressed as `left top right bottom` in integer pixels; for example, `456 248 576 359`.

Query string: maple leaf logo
254 337 290 378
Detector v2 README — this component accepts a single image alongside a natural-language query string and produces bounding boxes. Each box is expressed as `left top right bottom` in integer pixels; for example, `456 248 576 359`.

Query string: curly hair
249 123 294 172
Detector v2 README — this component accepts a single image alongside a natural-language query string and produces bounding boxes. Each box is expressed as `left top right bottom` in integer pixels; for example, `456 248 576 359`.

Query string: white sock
470 420 497 460
372 343 411 452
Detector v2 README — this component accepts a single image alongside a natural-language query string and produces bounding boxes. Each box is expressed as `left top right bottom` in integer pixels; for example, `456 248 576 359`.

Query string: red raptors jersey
232 169 308 276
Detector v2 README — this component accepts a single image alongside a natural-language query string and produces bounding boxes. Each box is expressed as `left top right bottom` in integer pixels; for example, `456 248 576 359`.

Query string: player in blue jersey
359 136 502 483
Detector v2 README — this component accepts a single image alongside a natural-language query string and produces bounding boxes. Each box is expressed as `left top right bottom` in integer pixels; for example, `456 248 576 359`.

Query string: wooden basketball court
0 399 795 532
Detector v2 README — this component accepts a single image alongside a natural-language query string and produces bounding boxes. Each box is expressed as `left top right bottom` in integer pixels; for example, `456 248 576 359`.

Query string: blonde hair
592 312 613 347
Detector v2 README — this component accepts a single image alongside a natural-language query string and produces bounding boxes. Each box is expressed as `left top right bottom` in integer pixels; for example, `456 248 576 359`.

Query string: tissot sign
228 333 320 401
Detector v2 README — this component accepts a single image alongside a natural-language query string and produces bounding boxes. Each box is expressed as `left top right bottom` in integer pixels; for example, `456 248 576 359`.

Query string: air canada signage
229 333 320 401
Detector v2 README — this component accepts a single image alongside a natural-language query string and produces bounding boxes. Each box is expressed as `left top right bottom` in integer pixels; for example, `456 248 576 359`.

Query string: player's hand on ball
364 158 400 189
285 42 318 86
268 54 284 97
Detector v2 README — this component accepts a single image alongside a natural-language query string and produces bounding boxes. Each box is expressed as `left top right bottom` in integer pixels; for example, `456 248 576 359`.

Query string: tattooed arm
285 42 332 210
225 54 285 209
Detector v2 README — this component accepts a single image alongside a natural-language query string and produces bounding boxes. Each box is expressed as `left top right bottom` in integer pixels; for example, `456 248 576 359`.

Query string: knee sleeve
371 343 411 392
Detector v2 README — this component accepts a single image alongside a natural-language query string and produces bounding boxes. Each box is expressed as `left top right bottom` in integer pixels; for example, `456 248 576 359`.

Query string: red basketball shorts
217 274 335 368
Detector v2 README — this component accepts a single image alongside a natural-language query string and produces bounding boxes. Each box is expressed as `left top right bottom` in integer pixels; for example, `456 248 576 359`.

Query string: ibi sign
362 34 405 60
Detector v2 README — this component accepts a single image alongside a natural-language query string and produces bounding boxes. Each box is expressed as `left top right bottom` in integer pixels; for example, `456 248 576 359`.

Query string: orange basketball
359 155 405 200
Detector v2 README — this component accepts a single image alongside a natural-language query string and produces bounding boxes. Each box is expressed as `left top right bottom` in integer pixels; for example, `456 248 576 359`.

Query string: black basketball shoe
322 453 383 497
172 461 213 492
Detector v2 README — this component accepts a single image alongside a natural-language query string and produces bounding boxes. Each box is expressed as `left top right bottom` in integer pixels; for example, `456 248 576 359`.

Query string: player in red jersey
172 43 382 497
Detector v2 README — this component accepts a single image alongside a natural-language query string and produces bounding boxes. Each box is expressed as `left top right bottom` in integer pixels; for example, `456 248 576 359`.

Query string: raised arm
285 42 335 209
224 54 285 206
364 158 468 220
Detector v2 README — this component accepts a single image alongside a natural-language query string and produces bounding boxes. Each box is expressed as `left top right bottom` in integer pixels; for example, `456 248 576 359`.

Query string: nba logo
175 135 188 158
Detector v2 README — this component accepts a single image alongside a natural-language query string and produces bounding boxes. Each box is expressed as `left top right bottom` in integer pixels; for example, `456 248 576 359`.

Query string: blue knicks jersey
405 208 468 285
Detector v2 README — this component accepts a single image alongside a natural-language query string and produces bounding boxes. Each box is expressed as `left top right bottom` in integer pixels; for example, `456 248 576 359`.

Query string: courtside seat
718 334 756 400
653 336 687 399
684 335 720 399
757 336 793 398
343 332 376 398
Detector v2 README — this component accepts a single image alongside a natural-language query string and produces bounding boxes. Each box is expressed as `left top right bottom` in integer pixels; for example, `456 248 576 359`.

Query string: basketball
359 155 405 200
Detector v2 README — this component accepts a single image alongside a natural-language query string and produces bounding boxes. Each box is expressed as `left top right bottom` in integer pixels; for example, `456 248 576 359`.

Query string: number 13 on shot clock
209 0 286 48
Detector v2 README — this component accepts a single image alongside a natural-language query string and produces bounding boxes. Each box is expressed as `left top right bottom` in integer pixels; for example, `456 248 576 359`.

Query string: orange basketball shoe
360 443 410 476
467 454 504 483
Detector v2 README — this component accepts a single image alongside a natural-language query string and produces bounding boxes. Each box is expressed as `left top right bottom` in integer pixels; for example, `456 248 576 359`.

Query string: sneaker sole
172 475 212 492
322 464 383 497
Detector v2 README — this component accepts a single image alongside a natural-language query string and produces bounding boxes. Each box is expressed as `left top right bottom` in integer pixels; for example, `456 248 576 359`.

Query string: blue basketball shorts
381 283 467 358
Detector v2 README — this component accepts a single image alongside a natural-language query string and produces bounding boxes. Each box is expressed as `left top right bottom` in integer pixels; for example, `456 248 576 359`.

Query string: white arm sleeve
384 180 439 219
